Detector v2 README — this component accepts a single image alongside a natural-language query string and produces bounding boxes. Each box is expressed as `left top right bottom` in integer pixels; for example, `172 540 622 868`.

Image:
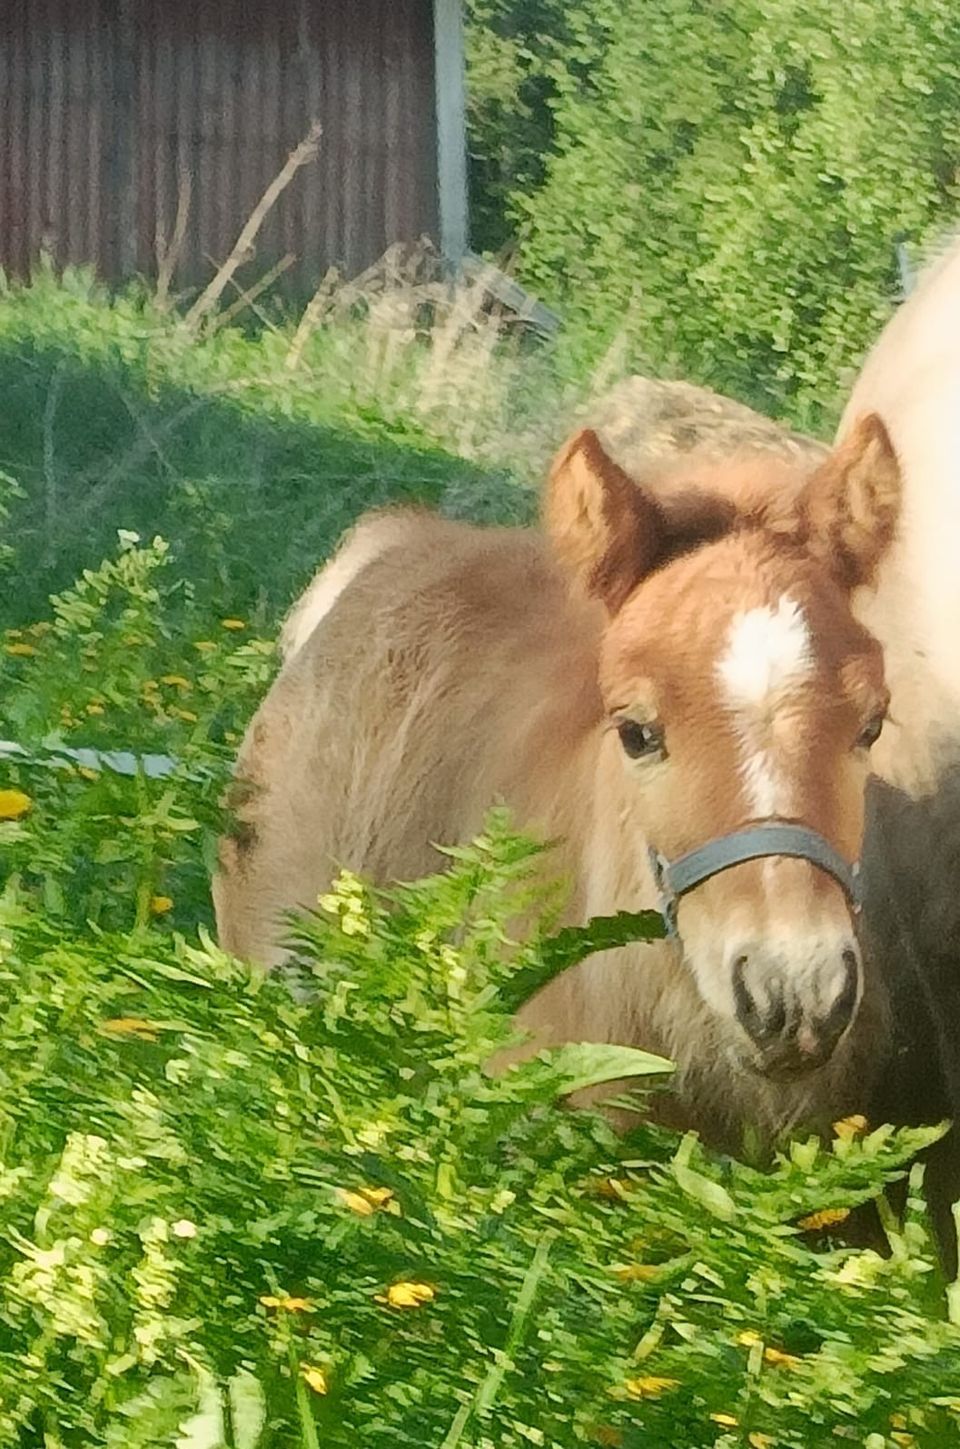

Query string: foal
215 414 902 1146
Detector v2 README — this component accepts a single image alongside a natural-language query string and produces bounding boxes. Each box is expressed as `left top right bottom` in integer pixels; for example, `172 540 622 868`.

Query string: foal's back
214 511 602 966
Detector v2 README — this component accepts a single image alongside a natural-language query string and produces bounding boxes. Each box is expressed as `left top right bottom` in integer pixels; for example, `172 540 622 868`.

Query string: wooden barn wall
0 0 440 288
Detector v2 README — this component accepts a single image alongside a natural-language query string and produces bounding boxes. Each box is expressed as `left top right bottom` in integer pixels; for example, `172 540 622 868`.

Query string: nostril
824 950 860 1040
731 952 786 1047
731 953 755 1023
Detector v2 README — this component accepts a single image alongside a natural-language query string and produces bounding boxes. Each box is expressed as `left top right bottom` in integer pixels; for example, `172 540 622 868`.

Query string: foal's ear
802 413 902 588
544 428 663 613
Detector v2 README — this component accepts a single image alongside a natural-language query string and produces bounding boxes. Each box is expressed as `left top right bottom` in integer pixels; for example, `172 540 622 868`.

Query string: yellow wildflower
710 1413 739 1428
301 1364 329 1395
159 675 191 689
220 618 246 631
748 1436 775 1448
762 1346 802 1370
797 1206 850 1231
85 702 105 716
359 1185 394 1208
78 766 100 781
259 1293 314 1313
150 895 174 915
890 1415 909 1431
101 1017 159 1042
623 1376 679 1400
338 1190 375 1217
833 1114 868 1140
170 707 198 723
377 1280 435 1309
4 642 37 657
337 1184 395 1215
0 789 32 820
737 1330 762 1348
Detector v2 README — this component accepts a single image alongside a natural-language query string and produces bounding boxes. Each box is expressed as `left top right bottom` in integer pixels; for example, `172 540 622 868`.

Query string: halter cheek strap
649 822 861 937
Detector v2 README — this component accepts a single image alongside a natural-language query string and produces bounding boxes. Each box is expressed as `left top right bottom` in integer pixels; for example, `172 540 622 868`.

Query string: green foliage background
466 0 960 427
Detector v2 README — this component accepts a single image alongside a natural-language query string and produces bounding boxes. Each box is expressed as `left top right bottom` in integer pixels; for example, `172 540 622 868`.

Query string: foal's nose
730 941 860 1075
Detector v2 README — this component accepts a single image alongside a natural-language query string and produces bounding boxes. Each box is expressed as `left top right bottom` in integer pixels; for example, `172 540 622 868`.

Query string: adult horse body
214 411 902 1148
837 236 960 1239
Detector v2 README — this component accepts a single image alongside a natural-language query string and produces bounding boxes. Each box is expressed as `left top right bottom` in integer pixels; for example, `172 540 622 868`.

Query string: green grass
0 266 541 632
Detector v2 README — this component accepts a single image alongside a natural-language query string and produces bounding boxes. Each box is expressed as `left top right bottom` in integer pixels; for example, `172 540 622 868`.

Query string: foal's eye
856 714 885 750
616 718 666 760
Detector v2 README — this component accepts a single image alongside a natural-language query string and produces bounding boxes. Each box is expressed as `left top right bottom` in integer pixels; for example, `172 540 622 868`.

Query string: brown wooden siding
0 0 440 288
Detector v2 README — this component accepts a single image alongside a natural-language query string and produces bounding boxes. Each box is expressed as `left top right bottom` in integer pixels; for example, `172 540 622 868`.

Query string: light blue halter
649 821 861 937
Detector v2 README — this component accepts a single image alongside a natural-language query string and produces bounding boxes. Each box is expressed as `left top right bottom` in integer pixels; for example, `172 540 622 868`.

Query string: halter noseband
649 821 861 937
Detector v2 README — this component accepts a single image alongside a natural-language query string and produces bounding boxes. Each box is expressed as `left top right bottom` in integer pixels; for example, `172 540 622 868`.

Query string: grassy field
1 271 960 1447
0 264 553 633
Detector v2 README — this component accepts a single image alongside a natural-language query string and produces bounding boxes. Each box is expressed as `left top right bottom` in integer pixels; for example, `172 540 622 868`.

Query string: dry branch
284 265 341 370
155 171 192 310
183 120 321 333
208 253 297 334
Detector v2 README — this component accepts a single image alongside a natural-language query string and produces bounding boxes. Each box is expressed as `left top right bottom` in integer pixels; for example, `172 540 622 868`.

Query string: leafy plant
0 542 959 1446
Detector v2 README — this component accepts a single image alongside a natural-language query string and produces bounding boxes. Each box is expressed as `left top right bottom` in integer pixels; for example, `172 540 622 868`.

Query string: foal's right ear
543 428 663 613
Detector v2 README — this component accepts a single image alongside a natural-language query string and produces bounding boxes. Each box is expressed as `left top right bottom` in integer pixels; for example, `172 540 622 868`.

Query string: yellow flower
890 1415 909 1431
762 1346 802 1370
377 1280 435 1309
78 766 100 781
748 1436 775 1448
220 618 246 631
150 895 174 915
159 675 191 689
4 642 37 657
710 1413 739 1428
85 702 105 716
833 1114 868 1140
301 1364 328 1395
259 1293 314 1313
338 1190 375 1217
737 1330 762 1348
623 1376 679 1399
101 1017 159 1042
359 1186 394 1207
0 789 32 820
338 1184 395 1215
797 1207 850 1231
170 707 198 723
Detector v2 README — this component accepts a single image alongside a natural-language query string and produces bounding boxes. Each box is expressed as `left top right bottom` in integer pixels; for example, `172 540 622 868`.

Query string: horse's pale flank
214 409 901 1146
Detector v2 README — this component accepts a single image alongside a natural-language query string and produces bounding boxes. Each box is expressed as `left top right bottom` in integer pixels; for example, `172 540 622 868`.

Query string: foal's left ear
801 412 902 588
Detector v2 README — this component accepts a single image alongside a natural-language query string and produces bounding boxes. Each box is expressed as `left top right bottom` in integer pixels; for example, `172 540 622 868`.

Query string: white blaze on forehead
717 598 813 711
716 598 813 818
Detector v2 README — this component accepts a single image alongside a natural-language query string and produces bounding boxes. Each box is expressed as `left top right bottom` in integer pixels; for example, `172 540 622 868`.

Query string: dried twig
284 266 342 370
207 253 297 334
183 120 321 333
155 170 192 310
